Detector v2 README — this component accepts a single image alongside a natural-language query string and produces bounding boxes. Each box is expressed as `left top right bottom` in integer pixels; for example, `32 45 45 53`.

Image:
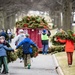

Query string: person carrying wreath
56 33 75 67
14 29 25 63
0 36 14 74
16 34 38 69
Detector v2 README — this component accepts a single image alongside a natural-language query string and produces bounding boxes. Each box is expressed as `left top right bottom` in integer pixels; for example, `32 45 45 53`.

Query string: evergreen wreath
16 16 48 29
51 30 75 45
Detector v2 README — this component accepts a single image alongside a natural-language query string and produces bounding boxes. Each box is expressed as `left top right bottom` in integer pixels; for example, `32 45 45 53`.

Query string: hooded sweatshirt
16 37 37 54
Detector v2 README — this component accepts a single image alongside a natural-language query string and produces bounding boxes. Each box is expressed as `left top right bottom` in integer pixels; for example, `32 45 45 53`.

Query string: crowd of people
0 28 75 74
0 28 51 74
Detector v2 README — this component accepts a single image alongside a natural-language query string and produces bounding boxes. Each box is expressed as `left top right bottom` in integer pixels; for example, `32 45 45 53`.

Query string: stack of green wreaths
7 46 38 63
51 30 75 45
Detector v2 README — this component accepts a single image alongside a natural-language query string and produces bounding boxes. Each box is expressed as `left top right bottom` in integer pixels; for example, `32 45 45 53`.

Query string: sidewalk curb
52 54 64 75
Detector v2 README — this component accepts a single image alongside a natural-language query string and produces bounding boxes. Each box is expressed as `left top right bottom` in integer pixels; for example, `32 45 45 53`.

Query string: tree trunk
0 11 5 29
4 14 15 30
56 11 62 29
62 0 72 31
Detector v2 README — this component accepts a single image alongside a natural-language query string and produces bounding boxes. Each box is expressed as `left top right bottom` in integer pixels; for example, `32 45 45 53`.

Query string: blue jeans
42 45 48 54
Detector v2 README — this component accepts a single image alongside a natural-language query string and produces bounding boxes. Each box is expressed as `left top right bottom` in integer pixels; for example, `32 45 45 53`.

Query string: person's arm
47 30 51 37
3 46 14 51
16 39 25 49
30 40 38 48
73 34 75 36
13 36 19 45
57 38 66 43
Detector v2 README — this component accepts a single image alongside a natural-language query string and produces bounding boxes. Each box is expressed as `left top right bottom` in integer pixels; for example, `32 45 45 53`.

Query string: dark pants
66 52 73 65
0 56 8 73
42 44 48 54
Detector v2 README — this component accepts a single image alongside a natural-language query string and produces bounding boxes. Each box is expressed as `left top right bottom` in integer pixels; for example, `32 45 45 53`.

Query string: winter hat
19 29 24 33
43 29 46 33
25 34 29 37
0 36 5 40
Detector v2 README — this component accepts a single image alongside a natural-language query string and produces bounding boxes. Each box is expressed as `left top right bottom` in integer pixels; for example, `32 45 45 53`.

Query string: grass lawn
55 51 75 75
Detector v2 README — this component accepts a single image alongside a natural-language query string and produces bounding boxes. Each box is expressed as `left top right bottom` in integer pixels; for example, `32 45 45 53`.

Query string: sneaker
28 64 31 69
68 65 71 67
20 60 22 63
5 72 9 74
1 71 5 74
55 66 58 69
1 71 9 74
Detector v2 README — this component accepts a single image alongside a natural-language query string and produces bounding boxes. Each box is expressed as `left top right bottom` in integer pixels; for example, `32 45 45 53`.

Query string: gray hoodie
14 33 25 45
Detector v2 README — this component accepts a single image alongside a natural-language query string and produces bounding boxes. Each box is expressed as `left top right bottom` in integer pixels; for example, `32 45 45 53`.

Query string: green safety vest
41 34 49 40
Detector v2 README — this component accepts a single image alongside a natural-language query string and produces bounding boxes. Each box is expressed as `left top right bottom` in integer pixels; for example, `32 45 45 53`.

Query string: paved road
0 54 58 75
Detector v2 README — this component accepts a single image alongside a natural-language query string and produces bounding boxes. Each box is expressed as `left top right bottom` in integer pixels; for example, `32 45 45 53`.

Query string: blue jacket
16 37 37 54
0 44 14 57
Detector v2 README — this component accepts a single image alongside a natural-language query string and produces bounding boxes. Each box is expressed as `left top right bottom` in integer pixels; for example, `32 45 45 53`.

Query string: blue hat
43 29 46 33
